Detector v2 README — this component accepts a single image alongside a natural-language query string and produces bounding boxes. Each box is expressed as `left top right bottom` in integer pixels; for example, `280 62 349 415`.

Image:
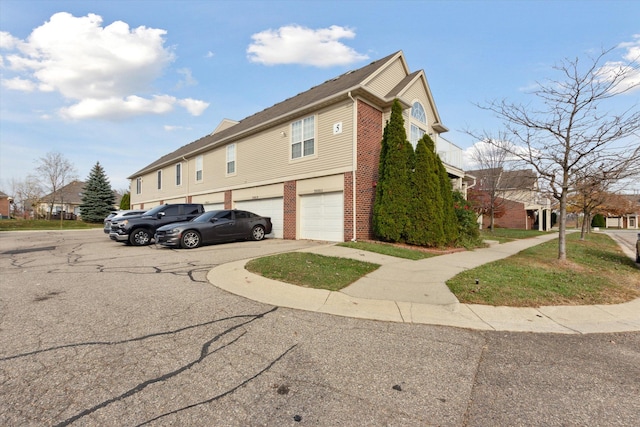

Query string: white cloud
1 76 36 91
463 139 529 170
178 98 209 116
0 31 21 50
176 68 197 89
247 25 369 67
598 34 640 94
60 95 175 120
164 125 192 131
0 12 209 119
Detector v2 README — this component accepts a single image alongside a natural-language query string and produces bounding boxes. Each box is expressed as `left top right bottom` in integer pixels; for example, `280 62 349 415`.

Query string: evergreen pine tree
406 136 444 246
119 192 130 210
80 162 116 223
373 99 413 242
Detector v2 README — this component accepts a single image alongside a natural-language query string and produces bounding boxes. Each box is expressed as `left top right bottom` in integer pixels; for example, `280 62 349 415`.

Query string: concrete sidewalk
207 233 640 334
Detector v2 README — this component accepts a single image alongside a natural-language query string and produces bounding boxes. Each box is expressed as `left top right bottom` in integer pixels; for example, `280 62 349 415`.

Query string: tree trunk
557 192 567 261
489 206 495 232
580 212 588 240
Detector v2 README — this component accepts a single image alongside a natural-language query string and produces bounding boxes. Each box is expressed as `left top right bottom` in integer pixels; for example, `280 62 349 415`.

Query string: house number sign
333 122 342 135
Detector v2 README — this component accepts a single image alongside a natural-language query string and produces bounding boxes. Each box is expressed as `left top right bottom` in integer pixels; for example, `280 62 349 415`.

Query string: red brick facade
283 180 297 240
224 190 232 209
353 100 383 240
0 196 11 218
343 172 354 241
480 197 536 230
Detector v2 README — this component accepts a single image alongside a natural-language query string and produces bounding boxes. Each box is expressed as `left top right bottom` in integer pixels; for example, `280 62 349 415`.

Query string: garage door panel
203 203 224 211
301 192 343 242
235 198 283 239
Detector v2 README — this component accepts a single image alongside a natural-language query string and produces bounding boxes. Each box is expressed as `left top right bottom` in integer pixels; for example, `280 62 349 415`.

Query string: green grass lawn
245 252 380 291
338 240 439 260
479 228 550 243
247 232 639 307
0 219 102 231
447 232 640 307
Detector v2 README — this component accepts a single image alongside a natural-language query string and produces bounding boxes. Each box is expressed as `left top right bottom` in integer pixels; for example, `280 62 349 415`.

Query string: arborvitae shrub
373 99 413 242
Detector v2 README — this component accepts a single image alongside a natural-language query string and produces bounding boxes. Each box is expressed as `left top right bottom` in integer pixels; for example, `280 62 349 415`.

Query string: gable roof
129 50 445 178
467 168 538 191
41 180 86 204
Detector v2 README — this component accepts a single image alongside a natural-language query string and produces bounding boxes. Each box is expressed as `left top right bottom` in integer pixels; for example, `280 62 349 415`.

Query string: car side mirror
157 212 165 219
210 218 218 223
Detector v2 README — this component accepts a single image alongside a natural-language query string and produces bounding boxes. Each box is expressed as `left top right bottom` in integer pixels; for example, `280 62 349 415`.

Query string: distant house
126 51 471 242
466 168 552 231
38 180 85 220
0 191 12 218
605 194 639 229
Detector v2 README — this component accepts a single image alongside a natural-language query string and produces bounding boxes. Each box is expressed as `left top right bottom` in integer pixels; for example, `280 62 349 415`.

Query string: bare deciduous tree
480 48 640 261
35 151 77 218
8 175 43 218
569 157 640 239
466 134 512 231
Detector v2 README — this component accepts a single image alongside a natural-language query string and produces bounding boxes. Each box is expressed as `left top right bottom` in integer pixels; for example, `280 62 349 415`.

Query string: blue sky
1 0 639 193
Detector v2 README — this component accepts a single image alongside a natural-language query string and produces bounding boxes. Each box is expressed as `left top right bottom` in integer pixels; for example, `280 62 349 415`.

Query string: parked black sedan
154 209 272 249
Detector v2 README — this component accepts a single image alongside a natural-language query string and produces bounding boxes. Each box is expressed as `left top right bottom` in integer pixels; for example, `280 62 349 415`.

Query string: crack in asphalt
136 344 298 426
50 306 279 427
1 309 276 362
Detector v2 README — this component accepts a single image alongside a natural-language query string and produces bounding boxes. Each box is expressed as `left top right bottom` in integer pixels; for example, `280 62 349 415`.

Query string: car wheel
181 230 201 249
251 225 265 241
130 228 152 246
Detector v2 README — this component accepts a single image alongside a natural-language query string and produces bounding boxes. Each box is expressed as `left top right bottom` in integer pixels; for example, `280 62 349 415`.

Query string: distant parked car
154 209 272 249
103 210 147 234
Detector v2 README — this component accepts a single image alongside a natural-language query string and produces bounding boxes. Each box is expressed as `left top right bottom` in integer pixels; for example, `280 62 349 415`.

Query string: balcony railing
435 135 464 170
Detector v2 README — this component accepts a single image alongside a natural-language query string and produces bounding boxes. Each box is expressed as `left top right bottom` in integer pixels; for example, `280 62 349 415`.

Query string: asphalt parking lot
1 229 639 426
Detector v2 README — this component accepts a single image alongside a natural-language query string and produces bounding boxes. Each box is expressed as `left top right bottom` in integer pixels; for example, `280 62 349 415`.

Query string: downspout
182 156 190 203
348 91 357 241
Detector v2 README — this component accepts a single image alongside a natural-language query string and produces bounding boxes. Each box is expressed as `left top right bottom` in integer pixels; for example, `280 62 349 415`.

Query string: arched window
410 101 427 149
411 102 426 124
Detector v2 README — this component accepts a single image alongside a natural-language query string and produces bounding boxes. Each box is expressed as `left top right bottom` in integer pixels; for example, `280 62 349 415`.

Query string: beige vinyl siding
191 192 225 205
221 102 353 187
165 197 186 204
403 81 437 134
233 183 284 201
364 58 406 98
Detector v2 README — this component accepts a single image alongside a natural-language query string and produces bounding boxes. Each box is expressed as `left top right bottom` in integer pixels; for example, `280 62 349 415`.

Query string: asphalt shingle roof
129 51 402 178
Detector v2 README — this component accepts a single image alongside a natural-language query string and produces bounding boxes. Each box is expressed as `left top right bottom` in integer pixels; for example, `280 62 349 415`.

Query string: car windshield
192 211 219 223
143 205 166 216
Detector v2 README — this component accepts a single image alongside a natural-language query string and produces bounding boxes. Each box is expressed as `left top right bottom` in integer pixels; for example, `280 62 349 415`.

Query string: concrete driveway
1 229 639 426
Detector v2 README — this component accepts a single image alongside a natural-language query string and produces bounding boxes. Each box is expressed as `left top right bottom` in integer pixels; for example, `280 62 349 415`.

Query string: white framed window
195 155 203 182
175 163 182 186
157 170 162 190
410 124 426 149
410 101 427 149
291 116 315 159
226 144 236 175
411 101 426 124
136 177 142 194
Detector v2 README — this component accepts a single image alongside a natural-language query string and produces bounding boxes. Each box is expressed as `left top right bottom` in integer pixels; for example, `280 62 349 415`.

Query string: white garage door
300 192 344 242
235 198 284 238
203 203 224 211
